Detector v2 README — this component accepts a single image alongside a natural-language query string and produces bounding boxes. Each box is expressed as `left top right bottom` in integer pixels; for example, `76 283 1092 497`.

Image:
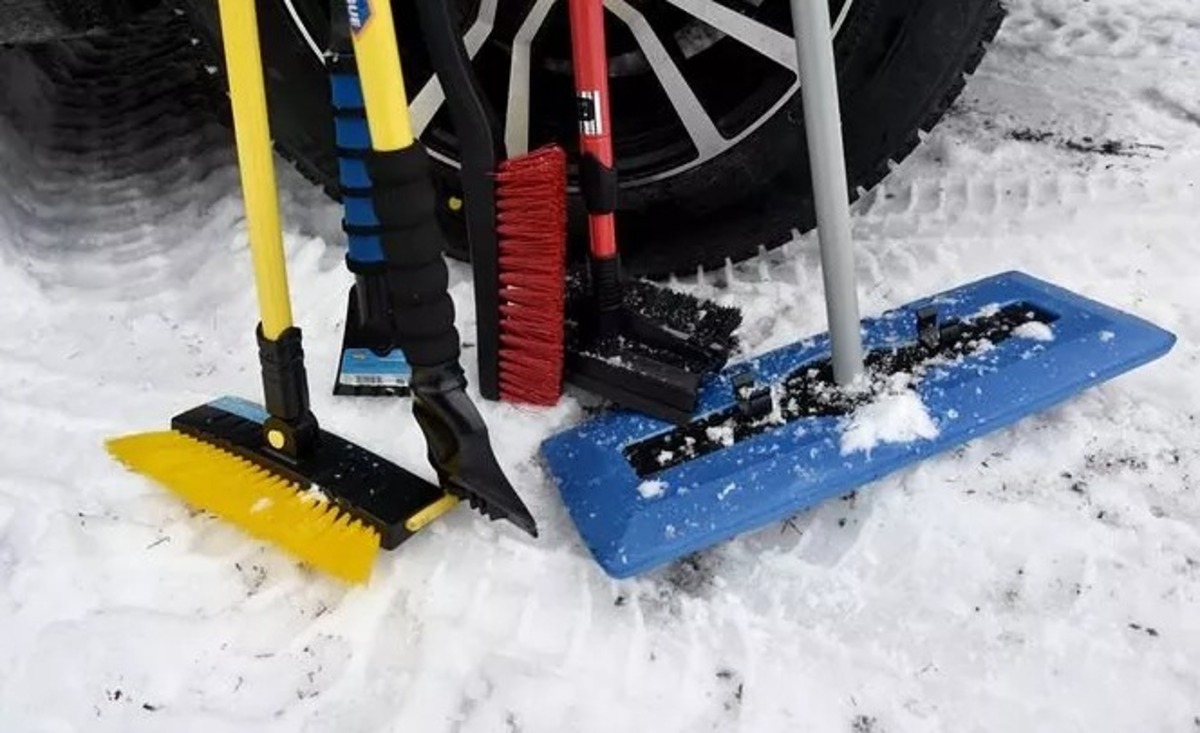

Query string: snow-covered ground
1 1 1198 730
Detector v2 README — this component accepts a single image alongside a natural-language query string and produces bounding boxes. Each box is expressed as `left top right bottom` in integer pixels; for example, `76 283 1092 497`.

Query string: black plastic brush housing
564 275 742 424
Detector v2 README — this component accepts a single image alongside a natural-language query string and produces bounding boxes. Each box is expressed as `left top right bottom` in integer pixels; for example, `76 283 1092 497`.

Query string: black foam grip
257 325 311 421
580 153 618 214
366 145 460 367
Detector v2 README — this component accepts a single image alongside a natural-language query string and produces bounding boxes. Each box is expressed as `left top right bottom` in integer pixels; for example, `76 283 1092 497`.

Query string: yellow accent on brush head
405 493 460 533
267 429 286 450
347 0 416 152
217 0 294 340
105 431 381 584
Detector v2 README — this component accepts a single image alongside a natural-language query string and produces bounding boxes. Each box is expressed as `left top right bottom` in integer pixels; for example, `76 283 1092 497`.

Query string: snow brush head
105 398 455 584
106 431 381 583
494 145 568 406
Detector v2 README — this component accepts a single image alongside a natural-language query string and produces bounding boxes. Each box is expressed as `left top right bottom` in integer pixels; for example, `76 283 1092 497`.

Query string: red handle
568 0 618 260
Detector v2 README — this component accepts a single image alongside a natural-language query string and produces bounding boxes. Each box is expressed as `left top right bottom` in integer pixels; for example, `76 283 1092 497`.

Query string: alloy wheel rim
281 0 855 187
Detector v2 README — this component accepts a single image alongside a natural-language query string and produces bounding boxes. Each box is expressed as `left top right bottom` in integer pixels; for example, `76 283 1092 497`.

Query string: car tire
176 0 1005 278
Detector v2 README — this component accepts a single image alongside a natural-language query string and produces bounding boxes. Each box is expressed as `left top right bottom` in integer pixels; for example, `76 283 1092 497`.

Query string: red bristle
493 145 568 406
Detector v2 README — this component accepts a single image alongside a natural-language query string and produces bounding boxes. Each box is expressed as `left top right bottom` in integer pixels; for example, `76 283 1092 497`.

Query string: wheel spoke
605 0 726 158
282 0 323 60
661 0 798 71
504 0 558 156
409 0 499 138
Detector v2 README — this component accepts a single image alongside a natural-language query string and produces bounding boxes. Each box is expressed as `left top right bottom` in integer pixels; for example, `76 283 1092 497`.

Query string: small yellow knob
447 196 464 213
267 430 287 450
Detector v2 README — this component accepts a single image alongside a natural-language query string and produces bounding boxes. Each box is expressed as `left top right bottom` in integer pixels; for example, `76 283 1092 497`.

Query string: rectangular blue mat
540 271 1177 578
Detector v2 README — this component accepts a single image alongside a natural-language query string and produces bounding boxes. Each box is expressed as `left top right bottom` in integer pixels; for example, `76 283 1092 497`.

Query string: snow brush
540 0 1176 578
561 0 742 425
105 0 455 584
413 0 568 406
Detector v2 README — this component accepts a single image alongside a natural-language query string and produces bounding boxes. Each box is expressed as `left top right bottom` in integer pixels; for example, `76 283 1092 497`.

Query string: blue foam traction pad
539 271 1177 578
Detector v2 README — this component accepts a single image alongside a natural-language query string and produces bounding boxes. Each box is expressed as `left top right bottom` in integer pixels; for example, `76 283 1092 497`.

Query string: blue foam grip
343 194 383 263
346 239 384 268
539 271 1178 579
331 70 383 264
330 72 365 108
335 117 372 151
339 158 372 190
344 196 379 225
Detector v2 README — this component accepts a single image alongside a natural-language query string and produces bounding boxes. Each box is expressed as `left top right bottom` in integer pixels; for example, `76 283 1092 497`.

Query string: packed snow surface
2 1 1199 731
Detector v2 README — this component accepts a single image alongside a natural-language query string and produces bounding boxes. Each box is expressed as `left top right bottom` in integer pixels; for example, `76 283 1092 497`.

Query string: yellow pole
217 0 294 340
346 0 416 151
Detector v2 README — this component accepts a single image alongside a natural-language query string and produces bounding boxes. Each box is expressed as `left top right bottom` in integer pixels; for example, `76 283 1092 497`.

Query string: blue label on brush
346 0 372 33
209 396 270 425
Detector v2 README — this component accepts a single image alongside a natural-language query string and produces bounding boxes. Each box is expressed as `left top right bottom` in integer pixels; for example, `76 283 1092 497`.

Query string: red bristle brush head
493 145 568 406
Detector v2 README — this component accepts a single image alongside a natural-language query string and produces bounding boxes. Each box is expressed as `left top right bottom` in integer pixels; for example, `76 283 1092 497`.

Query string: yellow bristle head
105 430 382 584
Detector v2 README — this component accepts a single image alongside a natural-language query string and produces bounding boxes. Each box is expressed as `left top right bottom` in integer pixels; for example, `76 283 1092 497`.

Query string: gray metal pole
790 0 865 386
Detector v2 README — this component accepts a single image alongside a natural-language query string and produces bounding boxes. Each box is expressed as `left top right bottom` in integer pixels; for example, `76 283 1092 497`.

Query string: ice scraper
539 0 1177 578
340 0 537 538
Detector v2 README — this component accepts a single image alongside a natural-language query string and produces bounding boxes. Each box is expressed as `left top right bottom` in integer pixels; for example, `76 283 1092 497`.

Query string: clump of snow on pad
636 480 668 499
1013 320 1055 341
704 423 736 447
840 387 940 455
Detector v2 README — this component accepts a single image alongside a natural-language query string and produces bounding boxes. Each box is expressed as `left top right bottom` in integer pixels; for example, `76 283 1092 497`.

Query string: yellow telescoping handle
345 0 416 152
217 0 294 340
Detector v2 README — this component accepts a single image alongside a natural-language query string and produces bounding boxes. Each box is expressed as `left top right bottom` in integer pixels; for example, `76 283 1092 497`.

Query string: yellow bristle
105 430 382 584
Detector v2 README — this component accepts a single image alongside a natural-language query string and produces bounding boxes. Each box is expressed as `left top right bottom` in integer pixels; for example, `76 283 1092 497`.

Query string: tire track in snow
0 8 237 295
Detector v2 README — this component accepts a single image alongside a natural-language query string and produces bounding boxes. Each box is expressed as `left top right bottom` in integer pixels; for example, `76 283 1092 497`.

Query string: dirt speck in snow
1006 128 1164 157
1085 451 1150 474
235 562 268 595
665 553 718 598
715 669 745 712
640 552 721 615
852 714 881 733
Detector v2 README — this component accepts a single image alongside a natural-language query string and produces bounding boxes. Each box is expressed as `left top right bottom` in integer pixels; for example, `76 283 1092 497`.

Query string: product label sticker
577 90 603 136
346 0 372 34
